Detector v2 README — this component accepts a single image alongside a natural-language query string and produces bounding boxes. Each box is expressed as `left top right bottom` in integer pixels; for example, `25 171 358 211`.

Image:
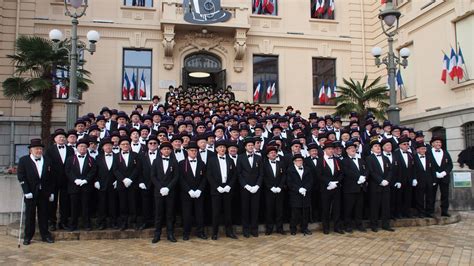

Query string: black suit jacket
286 165 313 207
179 158 207 198
317 157 344 191
45 144 74 189
206 155 237 195
95 153 118 191
262 159 286 189
138 152 157 189
65 154 97 194
392 149 415 184
366 154 392 193
237 153 263 187
150 156 179 195
341 156 367 193
113 152 139 190
198 149 216 165
17 156 54 197
428 148 453 184
413 154 435 187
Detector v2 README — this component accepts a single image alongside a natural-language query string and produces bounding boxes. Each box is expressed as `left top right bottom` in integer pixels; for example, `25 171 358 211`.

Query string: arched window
431 126 447 149
463 122 474 148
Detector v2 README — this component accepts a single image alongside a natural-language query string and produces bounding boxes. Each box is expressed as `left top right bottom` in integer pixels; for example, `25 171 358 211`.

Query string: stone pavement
1 212 474 264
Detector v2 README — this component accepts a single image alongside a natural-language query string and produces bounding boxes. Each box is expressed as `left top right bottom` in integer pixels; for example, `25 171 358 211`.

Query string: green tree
334 75 389 124
2 36 91 146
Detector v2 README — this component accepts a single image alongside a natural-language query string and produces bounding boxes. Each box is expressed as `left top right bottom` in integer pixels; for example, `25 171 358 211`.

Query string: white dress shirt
432 148 443 166
375 154 384 173
57 144 67 163
148 150 157 165
105 153 113 170
77 153 86 174
174 150 185 162
418 153 426 171
199 149 208 164
351 156 359 170
324 155 335 175
162 156 170 173
30 154 44 179
269 159 277 177
247 153 254 167
383 152 393 163
218 155 228 183
295 164 304 179
131 142 141 153
121 152 129 167
188 157 198 176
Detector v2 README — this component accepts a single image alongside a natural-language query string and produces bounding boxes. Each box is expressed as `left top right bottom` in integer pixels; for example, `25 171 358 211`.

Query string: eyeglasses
148 142 158 145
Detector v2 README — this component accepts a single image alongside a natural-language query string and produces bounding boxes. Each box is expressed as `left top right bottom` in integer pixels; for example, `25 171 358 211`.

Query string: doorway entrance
182 53 226 92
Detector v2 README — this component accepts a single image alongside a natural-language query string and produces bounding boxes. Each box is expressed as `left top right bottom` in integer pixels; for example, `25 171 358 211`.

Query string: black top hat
307 142 319 151
414 141 427 149
100 137 113 146
243 137 255 145
292 154 304 161
28 138 44 149
183 0 231 25
344 141 357 150
159 141 173 150
187 141 199 150
53 128 67 138
76 138 90 148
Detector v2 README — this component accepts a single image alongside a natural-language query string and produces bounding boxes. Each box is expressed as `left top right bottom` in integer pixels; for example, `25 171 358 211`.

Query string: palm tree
2 36 91 146
334 75 389 125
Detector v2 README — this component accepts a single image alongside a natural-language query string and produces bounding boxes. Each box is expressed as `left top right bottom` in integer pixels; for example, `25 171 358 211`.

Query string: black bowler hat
28 138 44 149
53 128 67 138
187 141 199 150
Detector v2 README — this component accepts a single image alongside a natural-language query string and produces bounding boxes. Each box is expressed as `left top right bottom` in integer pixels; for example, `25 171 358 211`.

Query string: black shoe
265 230 272 236
441 212 451 217
68 226 77 232
120 224 127 231
302 229 312 235
290 231 297 235
345 228 353 233
58 223 69 231
23 239 31 245
323 229 329 235
251 232 259 237
382 227 395 232
49 224 57 232
42 236 54 244
84 225 92 231
183 234 190 241
112 223 119 230
371 227 378 232
357 226 367 232
197 233 208 240
418 213 425 218
212 234 218 240
138 223 148 231
98 224 106 231
425 213 434 218
151 235 160 244
226 233 238 239
243 232 250 238
277 229 286 235
167 234 177 243
335 229 345 234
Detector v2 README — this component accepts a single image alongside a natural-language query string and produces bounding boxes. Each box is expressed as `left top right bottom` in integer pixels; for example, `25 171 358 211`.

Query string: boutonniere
200 170 203 176
394 161 398 166
230 165 233 170
280 168 283 174
445 158 448 163
48 166 51 172
256 162 259 168
170 166 173 172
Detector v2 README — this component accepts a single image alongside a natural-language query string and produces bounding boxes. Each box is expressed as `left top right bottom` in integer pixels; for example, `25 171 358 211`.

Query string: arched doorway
182 52 226 92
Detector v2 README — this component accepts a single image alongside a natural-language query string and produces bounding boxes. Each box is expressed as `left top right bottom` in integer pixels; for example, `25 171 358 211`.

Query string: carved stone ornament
162 24 176 70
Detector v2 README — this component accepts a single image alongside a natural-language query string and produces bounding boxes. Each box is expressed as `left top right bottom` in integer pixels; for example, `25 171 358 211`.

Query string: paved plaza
0 212 472 264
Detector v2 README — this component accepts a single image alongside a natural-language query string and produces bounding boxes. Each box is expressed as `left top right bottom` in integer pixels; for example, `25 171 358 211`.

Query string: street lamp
49 0 100 130
371 0 409 125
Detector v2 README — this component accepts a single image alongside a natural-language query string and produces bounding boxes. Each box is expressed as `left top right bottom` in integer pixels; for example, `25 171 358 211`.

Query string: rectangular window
455 14 473 83
122 49 152 101
312 58 336 106
253 55 279 104
123 0 153 7
311 0 335 20
252 0 278 16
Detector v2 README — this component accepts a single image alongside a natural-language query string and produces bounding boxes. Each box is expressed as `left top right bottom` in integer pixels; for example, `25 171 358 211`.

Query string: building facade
0 0 472 169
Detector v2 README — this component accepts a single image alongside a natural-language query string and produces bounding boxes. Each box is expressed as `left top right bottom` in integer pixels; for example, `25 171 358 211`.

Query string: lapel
53 145 64 165
29 158 41 180
373 154 384 173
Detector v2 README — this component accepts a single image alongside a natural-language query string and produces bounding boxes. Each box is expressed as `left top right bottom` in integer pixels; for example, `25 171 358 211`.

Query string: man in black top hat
237 137 263 238
65 137 97 231
17 139 55 245
413 141 435 218
45 129 75 231
428 136 453 217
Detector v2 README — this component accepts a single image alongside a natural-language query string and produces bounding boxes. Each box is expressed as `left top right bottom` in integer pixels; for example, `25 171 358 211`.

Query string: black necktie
219 156 225 160
58 145 65 149
78 155 85 158
189 160 196 163
113 147 119 150
106 154 112 157
162 157 169 161
149 152 155 155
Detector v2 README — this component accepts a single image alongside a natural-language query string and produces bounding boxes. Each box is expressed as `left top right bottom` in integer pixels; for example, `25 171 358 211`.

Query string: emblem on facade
183 0 231 24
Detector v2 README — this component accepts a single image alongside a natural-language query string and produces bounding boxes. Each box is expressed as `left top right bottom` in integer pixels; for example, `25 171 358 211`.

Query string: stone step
6 212 461 241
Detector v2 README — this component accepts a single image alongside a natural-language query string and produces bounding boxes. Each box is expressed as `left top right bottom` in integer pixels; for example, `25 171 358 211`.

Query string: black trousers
240 189 260 233
181 196 205 235
290 207 310 232
311 183 322 221
432 182 449 214
415 181 434 215
97 189 117 226
343 192 364 229
211 193 233 234
49 183 70 225
369 190 390 228
24 193 50 240
154 193 175 234
264 189 284 231
321 188 342 231
118 188 136 226
139 188 153 225
70 191 90 228
391 181 412 217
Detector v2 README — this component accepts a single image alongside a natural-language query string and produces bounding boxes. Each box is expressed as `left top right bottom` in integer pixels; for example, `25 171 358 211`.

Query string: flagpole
457 42 470 80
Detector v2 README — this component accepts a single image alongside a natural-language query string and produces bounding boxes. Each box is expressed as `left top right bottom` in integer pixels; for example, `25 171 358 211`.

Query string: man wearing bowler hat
17 139 55 245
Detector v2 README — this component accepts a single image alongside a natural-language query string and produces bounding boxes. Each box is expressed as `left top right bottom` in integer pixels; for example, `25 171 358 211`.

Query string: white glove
270 187 277 193
217 186 225 193
24 193 33 199
49 194 54 202
299 187 307 196
195 190 202 198
327 183 336 190
74 179 82 186
412 179 418 187
113 181 117 189
381 180 389 186
433 183 437 186
188 190 196 198
357 176 366 184
224 185 231 193
139 183 147 190
253 185 260 193
160 187 169 196
123 178 132 188
275 187 282 193
441 171 447 177
79 180 87 186
245 185 252 192
329 181 338 187
94 181 100 190
394 182 401 189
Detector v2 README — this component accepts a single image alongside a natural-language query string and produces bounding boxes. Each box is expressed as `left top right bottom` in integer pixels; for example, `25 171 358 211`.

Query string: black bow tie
312 157 317 160
78 155 85 158
200 150 206 153
403 152 408 154
78 133 84 136
90 150 96 154
149 152 155 155
435 149 441 152
420 155 425 158
162 157 169 161
376 154 382 157
106 154 112 157
189 160 197 163
133 143 139 146
134 124 139 127
231 155 237 159
70 145 76 148
113 147 119 150
247 154 253 158
385 153 391 156
219 156 226 160
270 161 276 164
328 157 334 159
208 145 213 148
175 150 182 153
122 152 128 155
58 145 65 149
352 158 357 160
298 167 303 170
35 158 41 161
